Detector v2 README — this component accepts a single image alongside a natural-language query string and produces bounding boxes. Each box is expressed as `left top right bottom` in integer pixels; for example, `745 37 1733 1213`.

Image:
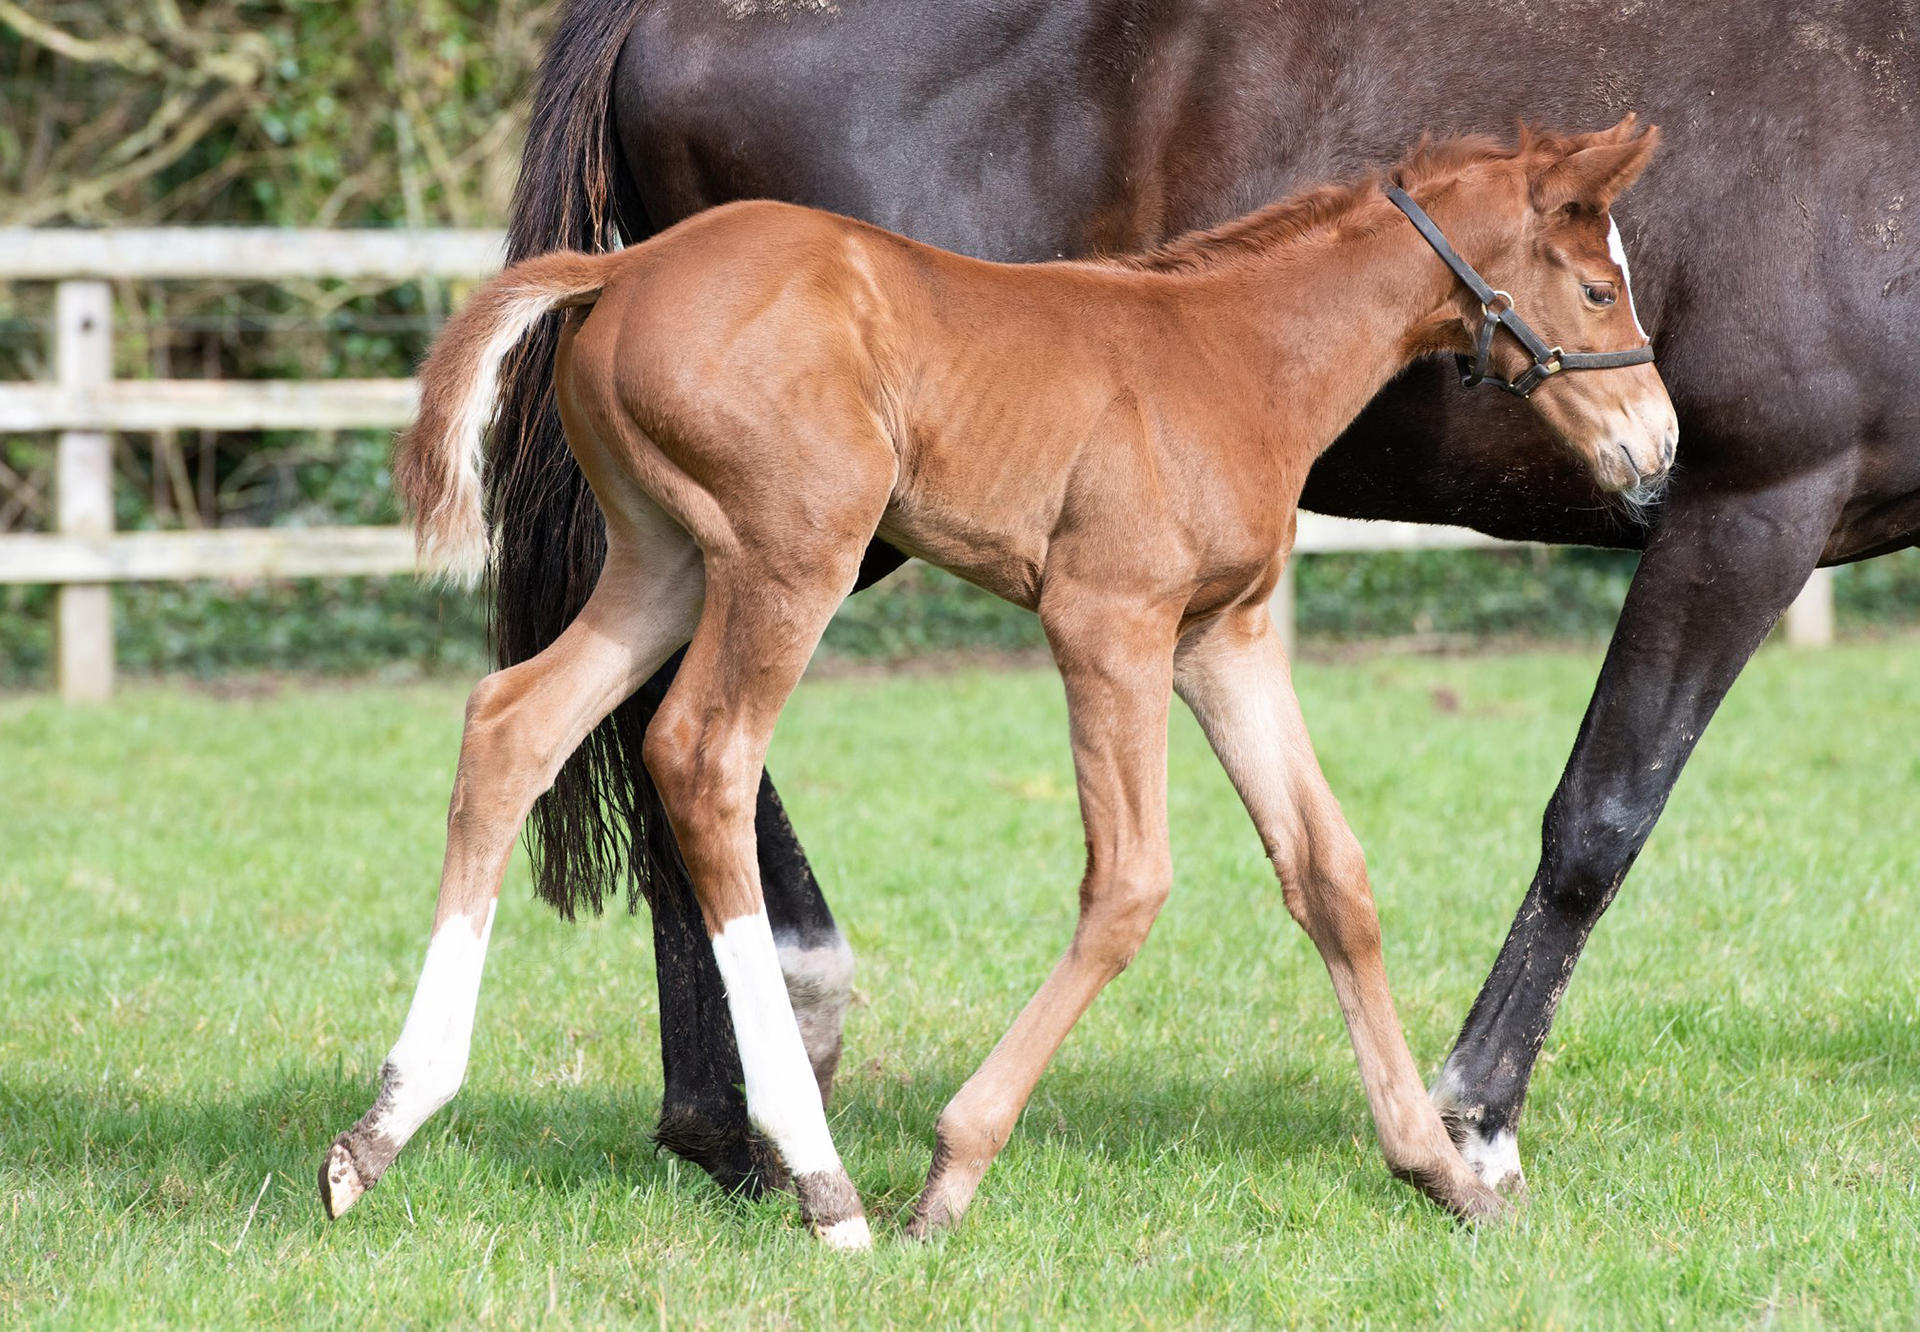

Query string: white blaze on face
381 902 497 1132
710 910 844 1177
1607 217 1649 340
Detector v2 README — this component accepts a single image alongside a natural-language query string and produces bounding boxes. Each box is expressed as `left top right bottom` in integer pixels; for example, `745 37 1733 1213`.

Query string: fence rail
3 227 1835 701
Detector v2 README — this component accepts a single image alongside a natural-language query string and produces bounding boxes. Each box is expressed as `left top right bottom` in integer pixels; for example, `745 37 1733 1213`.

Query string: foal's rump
395 249 628 585
395 201 912 587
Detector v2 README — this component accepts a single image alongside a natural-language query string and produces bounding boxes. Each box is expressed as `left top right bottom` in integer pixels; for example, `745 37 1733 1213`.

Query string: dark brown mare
324 124 1670 1242
430 0 1917 1202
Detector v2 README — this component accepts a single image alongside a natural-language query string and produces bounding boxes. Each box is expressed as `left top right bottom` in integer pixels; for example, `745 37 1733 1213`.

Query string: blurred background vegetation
3 1 1916 687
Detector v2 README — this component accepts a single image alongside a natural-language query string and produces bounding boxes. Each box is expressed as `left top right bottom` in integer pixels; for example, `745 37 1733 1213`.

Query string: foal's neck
1184 183 1482 454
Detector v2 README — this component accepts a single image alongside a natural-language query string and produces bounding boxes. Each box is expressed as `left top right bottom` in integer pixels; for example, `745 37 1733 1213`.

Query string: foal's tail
394 250 625 585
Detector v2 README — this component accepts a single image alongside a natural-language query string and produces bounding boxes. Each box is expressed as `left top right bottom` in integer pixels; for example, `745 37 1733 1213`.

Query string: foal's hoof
815 1216 873 1251
1451 1175 1516 1223
903 1170 973 1240
901 1199 947 1242
319 1138 367 1219
1392 1158 1514 1224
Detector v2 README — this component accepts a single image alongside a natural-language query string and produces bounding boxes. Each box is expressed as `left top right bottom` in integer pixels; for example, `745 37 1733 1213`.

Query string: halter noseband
1384 183 1655 399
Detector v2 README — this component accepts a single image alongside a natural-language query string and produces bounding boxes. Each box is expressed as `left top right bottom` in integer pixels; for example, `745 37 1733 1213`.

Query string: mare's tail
395 251 622 585
485 0 675 919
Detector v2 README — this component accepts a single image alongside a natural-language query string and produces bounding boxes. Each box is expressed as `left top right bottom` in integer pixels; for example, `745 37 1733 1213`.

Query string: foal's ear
1530 117 1661 213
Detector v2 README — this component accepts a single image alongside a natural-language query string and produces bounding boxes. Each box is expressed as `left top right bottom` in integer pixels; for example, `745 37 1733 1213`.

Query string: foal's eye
1582 282 1618 308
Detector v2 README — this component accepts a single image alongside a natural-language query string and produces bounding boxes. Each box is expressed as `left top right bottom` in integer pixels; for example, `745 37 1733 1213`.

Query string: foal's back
559 199 1291 614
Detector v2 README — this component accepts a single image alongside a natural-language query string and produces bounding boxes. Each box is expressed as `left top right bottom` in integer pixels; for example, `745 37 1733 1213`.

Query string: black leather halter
1384 184 1655 399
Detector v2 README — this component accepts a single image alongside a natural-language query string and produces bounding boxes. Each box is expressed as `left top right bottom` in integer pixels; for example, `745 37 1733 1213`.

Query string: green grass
4 643 1919 1328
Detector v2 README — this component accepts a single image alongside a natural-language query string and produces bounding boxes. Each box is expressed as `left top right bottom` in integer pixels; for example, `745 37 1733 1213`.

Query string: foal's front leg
1173 604 1503 1220
910 598 1181 1237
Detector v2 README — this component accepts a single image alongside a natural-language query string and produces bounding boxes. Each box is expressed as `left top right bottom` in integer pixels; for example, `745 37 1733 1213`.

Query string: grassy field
4 643 1918 1328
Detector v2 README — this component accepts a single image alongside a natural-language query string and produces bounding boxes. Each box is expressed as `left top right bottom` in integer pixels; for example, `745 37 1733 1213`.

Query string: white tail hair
393 250 625 586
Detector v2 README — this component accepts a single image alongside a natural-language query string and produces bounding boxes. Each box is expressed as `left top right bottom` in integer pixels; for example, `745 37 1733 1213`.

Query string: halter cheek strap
1384 183 1655 399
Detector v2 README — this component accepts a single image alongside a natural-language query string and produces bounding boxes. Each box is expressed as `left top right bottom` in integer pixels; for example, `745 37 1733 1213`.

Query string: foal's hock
325 120 1674 1245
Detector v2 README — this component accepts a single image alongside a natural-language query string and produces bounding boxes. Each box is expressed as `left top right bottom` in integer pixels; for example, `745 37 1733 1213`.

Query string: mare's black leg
1432 475 1845 1188
647 542 906 1192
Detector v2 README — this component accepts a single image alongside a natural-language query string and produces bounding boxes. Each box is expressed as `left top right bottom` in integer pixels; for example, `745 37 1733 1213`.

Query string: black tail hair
488 0 678 918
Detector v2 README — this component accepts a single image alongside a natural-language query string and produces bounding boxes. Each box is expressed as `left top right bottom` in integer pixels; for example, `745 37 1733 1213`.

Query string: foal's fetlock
1387 1150 1512 1223
905 1121 992 1239
794 1169 870 1250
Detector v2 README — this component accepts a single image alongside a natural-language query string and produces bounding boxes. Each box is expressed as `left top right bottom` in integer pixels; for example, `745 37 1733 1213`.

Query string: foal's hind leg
320 505 703 1219
1173 604 1503 1220
642 539 884 1249
909 596 1180 1237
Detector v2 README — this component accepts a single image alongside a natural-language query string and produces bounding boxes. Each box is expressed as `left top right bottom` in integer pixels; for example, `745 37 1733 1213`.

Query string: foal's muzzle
1601 394 1680 493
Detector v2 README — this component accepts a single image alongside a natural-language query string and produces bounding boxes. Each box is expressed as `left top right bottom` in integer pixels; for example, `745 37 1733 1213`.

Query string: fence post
1783 566 1835 648
54 280 114 701
1272 558 1297 660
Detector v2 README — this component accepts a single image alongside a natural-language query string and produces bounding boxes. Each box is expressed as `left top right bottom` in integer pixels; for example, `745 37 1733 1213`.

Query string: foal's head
1398 117 1677 498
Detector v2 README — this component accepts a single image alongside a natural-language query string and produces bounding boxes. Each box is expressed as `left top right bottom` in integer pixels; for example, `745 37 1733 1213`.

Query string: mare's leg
642 540 882 1248
321 508 704 1219
1433 475 1847 1190
1174 603 1502 1219
909 596 1180 1237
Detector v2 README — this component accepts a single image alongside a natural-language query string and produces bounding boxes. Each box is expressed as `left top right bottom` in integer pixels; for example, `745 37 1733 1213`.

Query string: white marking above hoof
321 1142 366 1219
713 912 845 1178
817 1215 872 1251
778 933 857 1083
1460 1129 1525 1193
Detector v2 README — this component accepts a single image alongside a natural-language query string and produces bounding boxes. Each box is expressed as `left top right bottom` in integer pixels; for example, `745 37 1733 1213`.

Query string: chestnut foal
323 120 1674 1246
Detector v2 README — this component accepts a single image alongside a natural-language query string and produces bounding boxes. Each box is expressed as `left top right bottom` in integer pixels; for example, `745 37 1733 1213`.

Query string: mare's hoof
319 1138 366 1219
1433 1090 1528 1197
652 1103 787 1197
1458 1129 1527 1197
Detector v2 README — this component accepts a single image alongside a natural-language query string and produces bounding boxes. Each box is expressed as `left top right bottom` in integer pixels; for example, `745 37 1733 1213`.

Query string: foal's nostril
1616 440 1641 481
1661 431 1678 468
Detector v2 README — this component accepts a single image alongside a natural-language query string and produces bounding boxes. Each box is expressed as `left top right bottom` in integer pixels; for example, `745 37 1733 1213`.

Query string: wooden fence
1 228 1836 701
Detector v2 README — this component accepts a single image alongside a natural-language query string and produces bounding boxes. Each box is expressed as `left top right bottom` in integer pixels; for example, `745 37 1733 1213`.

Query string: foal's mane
1107 131 1525 276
